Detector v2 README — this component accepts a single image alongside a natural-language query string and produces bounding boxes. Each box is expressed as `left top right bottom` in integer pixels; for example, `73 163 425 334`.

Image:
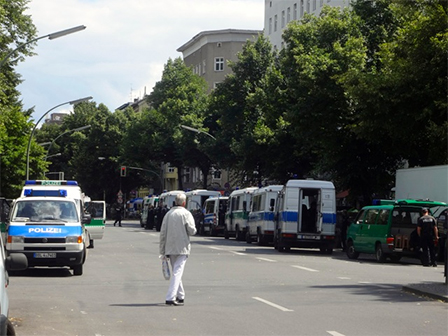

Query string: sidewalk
402 281 448 302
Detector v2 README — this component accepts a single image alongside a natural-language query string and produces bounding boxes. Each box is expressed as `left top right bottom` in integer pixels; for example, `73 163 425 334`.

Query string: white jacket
159 206 197 256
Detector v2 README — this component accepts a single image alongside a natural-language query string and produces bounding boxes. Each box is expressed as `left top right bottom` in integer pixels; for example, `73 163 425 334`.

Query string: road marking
337 277 351 280
256 257 277 262
291 265 319 272
230 251 247 256
358 281 372 284
252 297 293 312
327 331 346 336
208 246 224 250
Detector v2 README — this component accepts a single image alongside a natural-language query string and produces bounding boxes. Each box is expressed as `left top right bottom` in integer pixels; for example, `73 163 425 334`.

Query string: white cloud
16 0 264 121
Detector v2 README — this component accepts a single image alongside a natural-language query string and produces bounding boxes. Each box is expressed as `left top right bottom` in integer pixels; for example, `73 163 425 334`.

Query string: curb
402 285 448 303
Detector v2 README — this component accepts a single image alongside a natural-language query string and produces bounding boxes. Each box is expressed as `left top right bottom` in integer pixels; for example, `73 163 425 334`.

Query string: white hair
174 193 186 206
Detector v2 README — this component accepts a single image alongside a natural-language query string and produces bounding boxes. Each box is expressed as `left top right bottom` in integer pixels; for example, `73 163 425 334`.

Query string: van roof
229 187 258 196
285 180 335 189
372 199 446 207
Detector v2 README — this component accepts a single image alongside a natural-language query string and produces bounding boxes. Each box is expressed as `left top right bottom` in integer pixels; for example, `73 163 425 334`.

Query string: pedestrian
145 205 155 230
417 208 439 267
159 193 197 306
113 204 122 227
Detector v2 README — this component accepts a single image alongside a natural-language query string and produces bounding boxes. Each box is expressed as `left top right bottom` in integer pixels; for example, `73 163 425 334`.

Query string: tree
146 58 209 190
208 34 278 186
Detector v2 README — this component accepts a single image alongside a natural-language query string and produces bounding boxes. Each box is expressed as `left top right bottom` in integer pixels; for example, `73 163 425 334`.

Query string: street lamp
45 125 91 161
180 125 216 140
0 25 86 69
25 96 92 180
46 153 62 160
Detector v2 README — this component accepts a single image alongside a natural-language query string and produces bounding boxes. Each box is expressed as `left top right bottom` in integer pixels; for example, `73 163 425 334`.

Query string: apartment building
264 0 351 50
177 29 262 93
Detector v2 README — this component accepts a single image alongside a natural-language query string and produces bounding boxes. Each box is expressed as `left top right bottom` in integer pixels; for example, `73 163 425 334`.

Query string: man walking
417 208 439 267
159 193 196 306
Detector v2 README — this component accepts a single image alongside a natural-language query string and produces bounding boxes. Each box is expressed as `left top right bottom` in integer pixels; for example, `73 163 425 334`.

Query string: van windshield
13 200 79 223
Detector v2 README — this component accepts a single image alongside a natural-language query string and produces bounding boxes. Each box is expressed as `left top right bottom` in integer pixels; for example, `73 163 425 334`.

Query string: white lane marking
327 331 346 336
291 265 319 272
230 251 247 256
80 311 87 314
358 281 372 284
337 277 351 280
252 297 294 312
208 246 225 250
256 257 277 262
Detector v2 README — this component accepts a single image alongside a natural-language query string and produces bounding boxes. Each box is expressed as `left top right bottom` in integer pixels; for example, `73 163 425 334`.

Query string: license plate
298 235 320 240
34 252 56 258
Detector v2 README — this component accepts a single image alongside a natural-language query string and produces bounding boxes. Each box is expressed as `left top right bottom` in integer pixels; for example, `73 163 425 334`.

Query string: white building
264 0 351 50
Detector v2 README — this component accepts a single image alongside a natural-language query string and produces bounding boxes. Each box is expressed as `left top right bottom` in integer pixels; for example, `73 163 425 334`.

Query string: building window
293 3 297 20
287 7 291 23
215 57 224 71
269 17 272 34
213 82 221 89
274 14 277 32
281 10 285 28
320 0 324 7
313 0 316 11
202 60 206 74
307 0 310 13
168 167 175 173
300 0 304 17
213 170 221 179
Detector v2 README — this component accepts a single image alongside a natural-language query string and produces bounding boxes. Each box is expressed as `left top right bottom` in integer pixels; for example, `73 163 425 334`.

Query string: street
7 220 448 336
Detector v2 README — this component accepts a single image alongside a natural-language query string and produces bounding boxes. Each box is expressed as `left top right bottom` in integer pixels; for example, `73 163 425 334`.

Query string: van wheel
346 240 359 259
73 264 83 276
257 233 266 246
375 244 386 263
89 239 94 249
6 318 16 336
235 227 242 241
224 228 229 239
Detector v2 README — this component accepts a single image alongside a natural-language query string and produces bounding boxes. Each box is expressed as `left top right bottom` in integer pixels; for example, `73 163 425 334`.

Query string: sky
16 0 264 122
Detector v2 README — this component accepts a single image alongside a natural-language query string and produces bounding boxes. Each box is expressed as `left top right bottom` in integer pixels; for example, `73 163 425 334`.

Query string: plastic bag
160 255 170 280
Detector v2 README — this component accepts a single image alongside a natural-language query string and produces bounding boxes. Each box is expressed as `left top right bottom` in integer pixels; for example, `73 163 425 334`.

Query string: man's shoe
166 300 183 306
176 298 184 304
432 263 437 267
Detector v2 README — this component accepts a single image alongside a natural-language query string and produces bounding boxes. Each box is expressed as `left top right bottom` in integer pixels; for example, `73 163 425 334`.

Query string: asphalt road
7 220 448 336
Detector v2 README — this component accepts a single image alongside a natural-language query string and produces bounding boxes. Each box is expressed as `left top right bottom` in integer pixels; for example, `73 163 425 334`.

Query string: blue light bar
24 189 33 196
24 180 78 186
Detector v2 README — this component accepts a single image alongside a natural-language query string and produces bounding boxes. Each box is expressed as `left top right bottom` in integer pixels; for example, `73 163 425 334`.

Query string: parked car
346 199 446 263
0 236 27 336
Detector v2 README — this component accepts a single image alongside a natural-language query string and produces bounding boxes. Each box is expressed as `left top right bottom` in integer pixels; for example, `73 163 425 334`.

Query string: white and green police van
224 187 258 240
6 180 91 275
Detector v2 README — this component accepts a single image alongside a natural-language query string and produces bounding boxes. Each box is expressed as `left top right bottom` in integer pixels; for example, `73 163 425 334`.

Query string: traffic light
120 166 126 177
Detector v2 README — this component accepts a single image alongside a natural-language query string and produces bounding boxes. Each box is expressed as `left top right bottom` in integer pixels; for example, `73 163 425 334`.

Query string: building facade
264 0 351 50
177 29 262 92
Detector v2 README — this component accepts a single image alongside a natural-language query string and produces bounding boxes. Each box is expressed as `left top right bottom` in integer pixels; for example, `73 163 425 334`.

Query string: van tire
346 240 359 259
224 228 229 239
375 243 386 263
6 319 16 336
235 227 242 241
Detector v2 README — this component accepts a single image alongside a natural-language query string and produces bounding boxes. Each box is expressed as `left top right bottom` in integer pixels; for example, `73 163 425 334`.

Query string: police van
274 180 336 253
186 189 221 231
247 185 283 245
159 190 185 209
6 180 91 275
225 187 258 240
201 196 228 236
140 195 159 227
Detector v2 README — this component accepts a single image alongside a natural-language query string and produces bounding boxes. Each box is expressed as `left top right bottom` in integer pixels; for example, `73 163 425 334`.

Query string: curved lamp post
0 25 86 69
45 125 91 161
25 96 92 180
180 125 216 140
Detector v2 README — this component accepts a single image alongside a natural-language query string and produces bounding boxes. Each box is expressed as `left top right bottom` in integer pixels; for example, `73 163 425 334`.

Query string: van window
205 201 215 214
355 210 366 224
252 195 262 212
364 209 379 225
392 209 420 228
377 209 390 225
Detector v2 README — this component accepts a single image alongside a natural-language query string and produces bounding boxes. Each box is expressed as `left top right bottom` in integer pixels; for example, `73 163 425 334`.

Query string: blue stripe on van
249 212 275 221
280 211 336 224
8 225 82 238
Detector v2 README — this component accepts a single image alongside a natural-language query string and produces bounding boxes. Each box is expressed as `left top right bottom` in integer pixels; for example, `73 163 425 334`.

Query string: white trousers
166 255 188 301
